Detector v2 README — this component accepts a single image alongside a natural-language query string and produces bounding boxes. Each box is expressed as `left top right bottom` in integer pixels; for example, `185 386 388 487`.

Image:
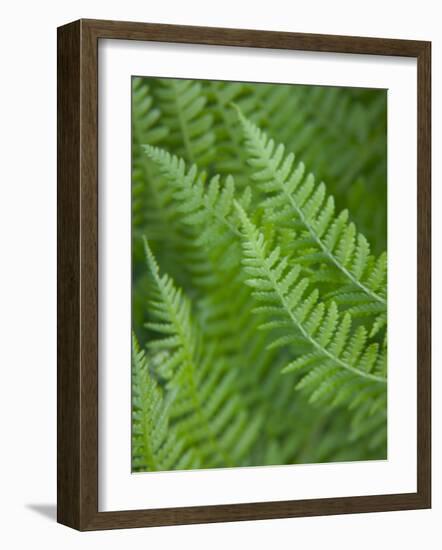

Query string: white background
0 1 440 548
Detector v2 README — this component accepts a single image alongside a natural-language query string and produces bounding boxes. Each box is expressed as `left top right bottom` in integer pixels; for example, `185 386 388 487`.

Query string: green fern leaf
153 78 215 166
144 239 262 467
237 111 387 329
252 84 387 250
235 203 387 406
132 335 200 471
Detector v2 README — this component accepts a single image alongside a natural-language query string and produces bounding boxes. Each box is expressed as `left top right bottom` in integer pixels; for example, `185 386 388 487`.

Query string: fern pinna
132 77 388 471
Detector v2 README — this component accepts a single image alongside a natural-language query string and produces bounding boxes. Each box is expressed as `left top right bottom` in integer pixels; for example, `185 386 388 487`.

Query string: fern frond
204 81 266 186
252 84 387 251
237 111 387 324
144 240 262 467
143 144 252 240
131 335 200 472
142 147 293 421
131 78 176 338
153 78 215 166
132 78 169 235
132 77 169 147
143 144 261 344
142 149 387 455
235 203 387 400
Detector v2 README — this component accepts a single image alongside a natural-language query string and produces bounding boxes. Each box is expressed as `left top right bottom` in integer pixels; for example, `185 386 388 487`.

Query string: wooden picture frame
57 18 431 531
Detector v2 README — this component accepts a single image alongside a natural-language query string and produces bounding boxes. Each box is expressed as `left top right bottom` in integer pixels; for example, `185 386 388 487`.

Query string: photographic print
57 19 431 529
57 20 431 530
131 77 388 473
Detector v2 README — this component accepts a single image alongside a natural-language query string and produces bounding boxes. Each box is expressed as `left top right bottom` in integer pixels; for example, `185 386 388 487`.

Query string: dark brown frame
57 18 431 531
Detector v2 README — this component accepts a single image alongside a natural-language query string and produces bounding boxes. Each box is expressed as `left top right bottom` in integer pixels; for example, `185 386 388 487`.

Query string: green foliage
237 112 387 338
139 239 262 468
132 77 388 471
132 336 200 471
152 78 216 166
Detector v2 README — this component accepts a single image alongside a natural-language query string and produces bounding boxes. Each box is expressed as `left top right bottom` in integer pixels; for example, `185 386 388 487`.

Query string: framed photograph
57 19 431 530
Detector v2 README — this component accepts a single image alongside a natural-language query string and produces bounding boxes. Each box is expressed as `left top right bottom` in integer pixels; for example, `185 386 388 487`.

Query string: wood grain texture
57 18 431 531
83 18 427 56
416 42 431 506
57 20 81 529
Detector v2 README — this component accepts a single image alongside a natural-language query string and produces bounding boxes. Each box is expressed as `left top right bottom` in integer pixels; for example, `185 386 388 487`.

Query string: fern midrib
246 124 386 308
245 224 386 385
